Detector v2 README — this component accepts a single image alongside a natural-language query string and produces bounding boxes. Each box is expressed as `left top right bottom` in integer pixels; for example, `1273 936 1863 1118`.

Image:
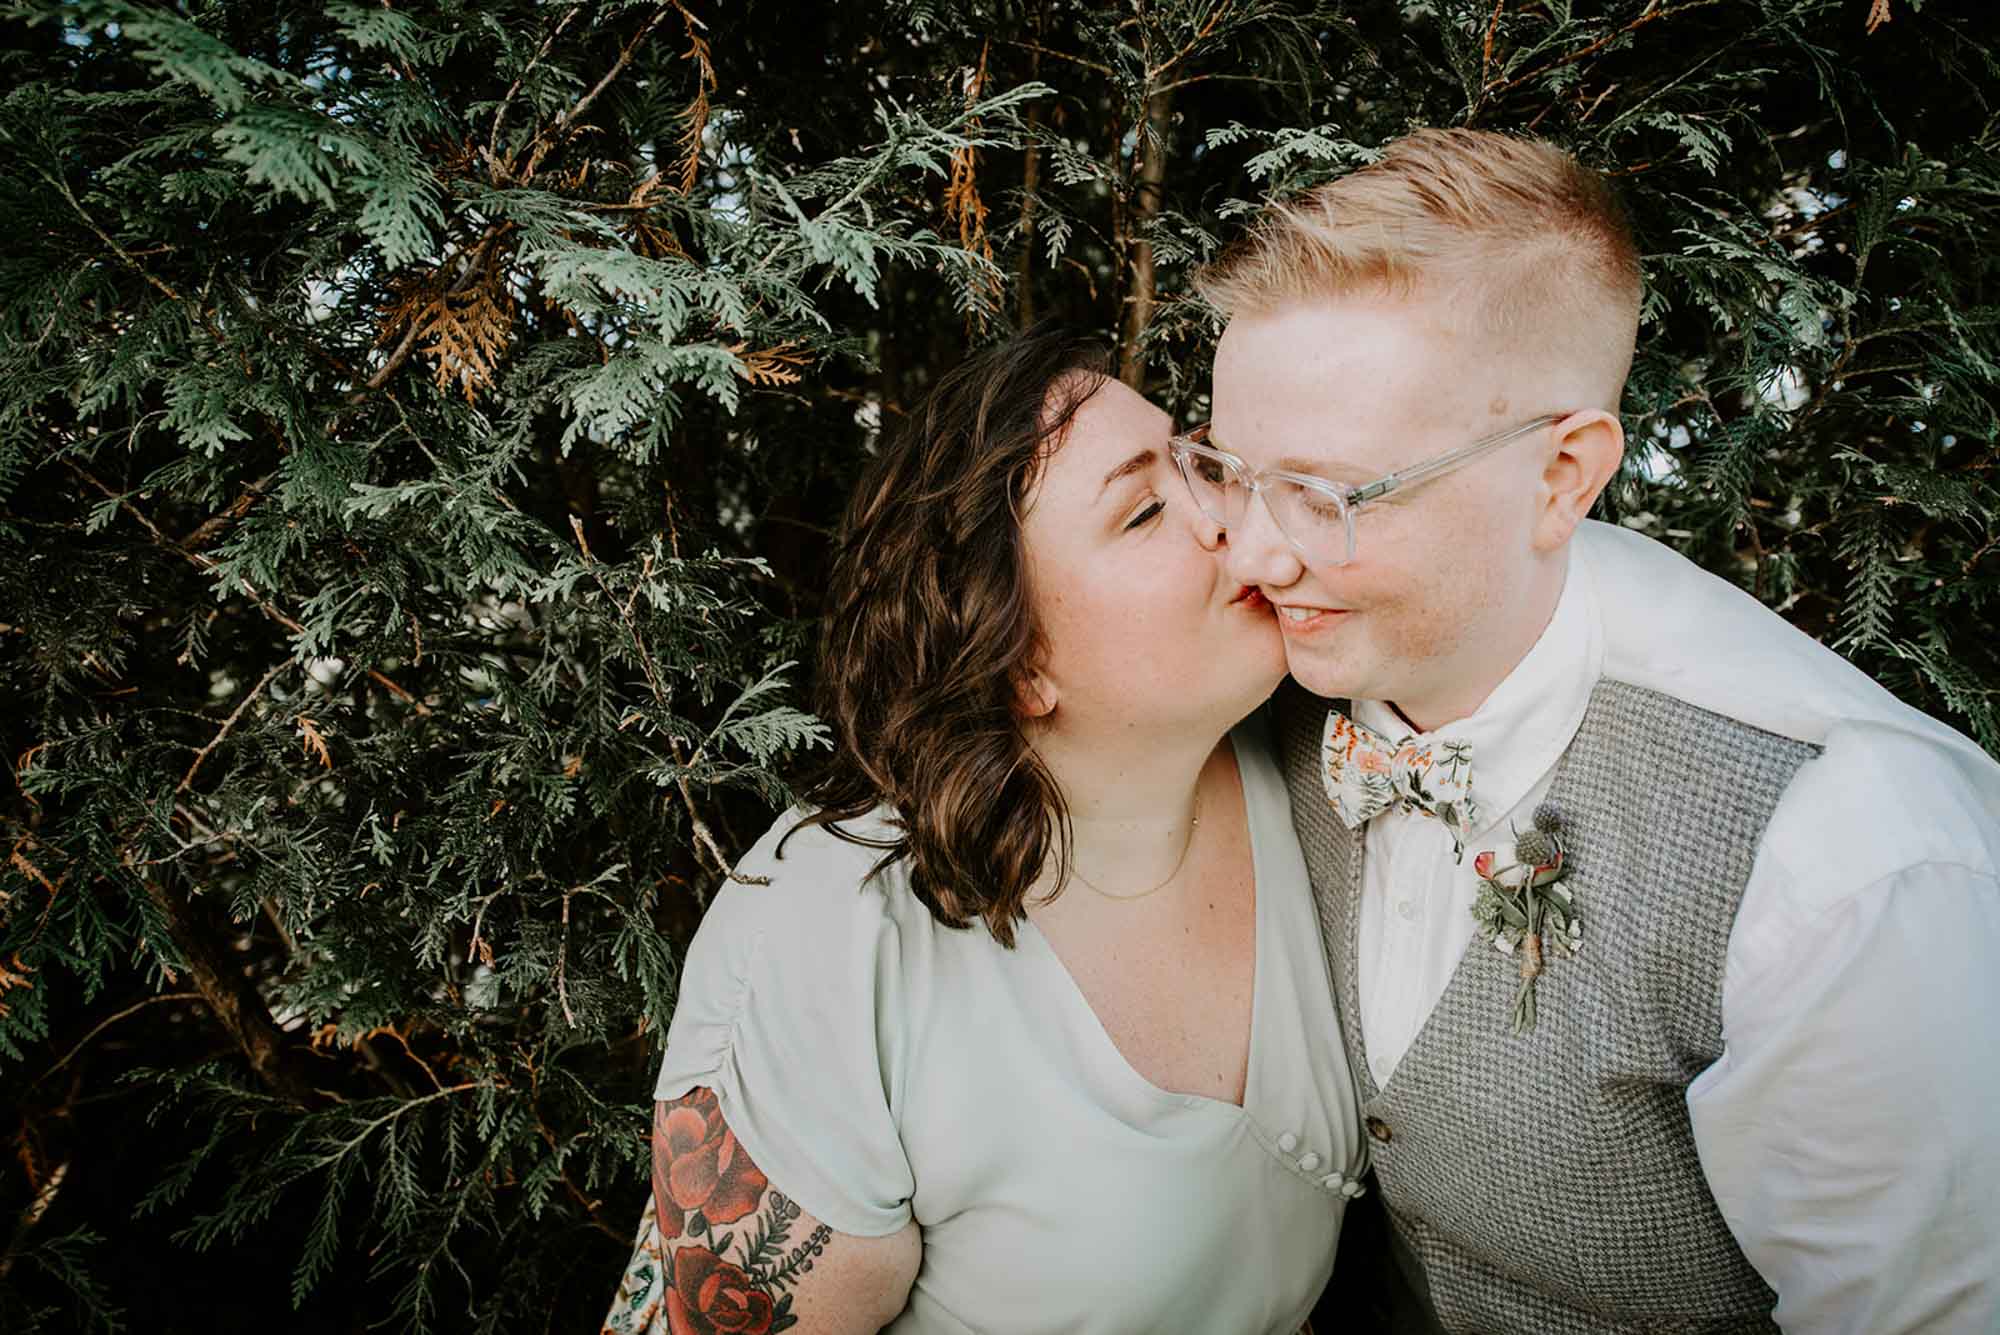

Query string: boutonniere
1469 804 1582 1034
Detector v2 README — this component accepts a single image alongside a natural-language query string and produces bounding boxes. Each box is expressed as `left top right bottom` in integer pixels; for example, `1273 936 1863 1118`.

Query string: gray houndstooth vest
1277 677 1818 1334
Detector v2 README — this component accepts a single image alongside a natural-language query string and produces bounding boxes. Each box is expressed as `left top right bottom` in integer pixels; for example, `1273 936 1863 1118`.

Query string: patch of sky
1635 422 1686 483
852 396 882 443
305 277 345 324
1772 185 1844 237
1756 364 1811 411
465 963 501 1009
706 108 752 226
306 657 347 691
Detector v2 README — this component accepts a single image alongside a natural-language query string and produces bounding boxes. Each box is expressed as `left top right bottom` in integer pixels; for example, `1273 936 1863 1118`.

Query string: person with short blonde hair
1193 127 2000 1332
1199 127 1641 412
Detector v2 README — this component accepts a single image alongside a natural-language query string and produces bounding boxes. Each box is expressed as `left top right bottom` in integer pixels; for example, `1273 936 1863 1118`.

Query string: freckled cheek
1340 522 1474 661
1330 519 1433 610
1041 585 1154 683
1377 571 1468 662
1376 505 1511 661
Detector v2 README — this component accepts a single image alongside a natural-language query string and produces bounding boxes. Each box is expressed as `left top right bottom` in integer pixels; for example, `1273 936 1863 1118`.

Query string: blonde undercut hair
1198 128 1643 410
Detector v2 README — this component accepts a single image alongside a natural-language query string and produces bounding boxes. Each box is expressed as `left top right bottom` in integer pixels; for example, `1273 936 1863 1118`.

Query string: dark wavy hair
786 324 1110 947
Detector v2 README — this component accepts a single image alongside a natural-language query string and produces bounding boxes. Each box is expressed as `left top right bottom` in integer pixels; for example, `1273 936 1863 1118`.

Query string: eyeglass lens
1176 446 1352 566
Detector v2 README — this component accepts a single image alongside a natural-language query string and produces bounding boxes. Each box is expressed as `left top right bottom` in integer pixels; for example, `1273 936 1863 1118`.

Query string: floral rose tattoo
654 1085 770 1239
651 1088 830 1335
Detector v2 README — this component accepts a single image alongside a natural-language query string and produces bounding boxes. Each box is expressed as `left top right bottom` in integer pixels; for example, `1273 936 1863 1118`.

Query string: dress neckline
1018 733 1267 1117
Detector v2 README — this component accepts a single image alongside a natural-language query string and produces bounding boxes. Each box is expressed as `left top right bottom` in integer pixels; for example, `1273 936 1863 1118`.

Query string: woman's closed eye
1123 497 1166 531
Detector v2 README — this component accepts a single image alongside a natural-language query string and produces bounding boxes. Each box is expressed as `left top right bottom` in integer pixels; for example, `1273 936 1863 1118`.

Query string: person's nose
1187 491 1228 553
1222 489 1305 591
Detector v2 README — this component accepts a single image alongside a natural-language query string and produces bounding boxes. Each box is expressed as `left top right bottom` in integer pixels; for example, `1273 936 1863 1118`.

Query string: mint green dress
604 720 1363 1334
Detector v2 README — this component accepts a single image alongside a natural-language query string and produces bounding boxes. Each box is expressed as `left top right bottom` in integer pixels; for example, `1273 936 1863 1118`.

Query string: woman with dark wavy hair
607 325 1362 1335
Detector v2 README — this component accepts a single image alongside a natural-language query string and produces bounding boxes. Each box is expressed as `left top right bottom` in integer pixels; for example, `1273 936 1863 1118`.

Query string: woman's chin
1240 619 1292 690
1245 660 1291 709
1206 653 1290 726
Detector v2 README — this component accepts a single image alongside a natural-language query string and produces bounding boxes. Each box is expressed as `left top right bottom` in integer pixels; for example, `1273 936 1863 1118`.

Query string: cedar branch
1014 17 1045 326
39 992 202 1081
0 1161 67 1281
1481 0 1507 88
568 518 760 888
518 5 671 184
998 37 1113 78
64 463 431 713
1480 0 1729 101
178 474 273 551
179 659 289 794
488 4 589 165
669 0 715 194
350 227 508 405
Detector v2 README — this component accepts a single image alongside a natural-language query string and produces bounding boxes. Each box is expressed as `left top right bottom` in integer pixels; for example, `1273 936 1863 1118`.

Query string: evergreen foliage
0 0 1992 1329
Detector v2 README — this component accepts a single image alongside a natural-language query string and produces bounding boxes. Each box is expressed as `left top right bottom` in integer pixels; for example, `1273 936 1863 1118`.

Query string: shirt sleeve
1689 858 2000 1334
654 813 917 1239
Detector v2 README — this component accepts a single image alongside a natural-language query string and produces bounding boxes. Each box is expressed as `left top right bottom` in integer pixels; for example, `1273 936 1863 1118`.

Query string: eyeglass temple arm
1346 414 1567 506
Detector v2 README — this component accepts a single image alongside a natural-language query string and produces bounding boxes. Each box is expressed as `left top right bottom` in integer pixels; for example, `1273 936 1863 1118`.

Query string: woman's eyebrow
1095 447 1158 500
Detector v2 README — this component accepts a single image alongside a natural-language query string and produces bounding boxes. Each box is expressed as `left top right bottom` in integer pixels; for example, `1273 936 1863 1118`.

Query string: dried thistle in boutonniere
1469 804 1583 1033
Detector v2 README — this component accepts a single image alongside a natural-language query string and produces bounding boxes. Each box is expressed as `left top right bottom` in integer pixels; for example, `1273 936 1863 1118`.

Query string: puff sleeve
653 810 917 1239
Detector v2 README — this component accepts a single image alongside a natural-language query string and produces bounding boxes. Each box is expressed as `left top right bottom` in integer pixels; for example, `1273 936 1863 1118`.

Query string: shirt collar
1352 547 1603 834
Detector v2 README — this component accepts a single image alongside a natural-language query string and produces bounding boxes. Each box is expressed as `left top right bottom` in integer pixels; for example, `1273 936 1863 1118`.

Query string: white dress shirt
1348 519 2000 1335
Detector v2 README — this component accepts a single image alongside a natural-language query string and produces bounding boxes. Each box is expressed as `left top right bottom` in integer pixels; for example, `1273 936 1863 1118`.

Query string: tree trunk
1118 87 1174 388
142 875 311 1103
1014 21 1044 327
1015 100 1043 327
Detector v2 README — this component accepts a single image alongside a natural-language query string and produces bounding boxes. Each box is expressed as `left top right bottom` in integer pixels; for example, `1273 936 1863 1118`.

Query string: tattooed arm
651 1088 920 1334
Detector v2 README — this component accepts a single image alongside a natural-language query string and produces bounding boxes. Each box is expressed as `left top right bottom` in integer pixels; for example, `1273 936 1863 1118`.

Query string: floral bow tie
1321 709 1481 862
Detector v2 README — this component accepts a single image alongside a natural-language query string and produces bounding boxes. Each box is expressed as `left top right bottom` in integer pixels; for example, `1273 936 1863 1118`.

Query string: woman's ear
1013 667 1058 719
1535 410 1625 552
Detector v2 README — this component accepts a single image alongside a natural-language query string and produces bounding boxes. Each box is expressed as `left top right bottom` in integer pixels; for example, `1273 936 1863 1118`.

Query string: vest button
1366 1116 1393 1144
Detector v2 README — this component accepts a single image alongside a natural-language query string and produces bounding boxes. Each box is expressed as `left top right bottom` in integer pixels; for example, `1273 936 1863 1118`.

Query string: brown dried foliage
671 1 715 195
943 42 1002 330
624 164 689 258
943 42 994 260
412 274 516 402
0 950 35 1018
298 715 332 769
727 340 811 387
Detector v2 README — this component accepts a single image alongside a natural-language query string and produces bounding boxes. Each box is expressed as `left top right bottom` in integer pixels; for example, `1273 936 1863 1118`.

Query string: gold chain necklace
1067 788 1203 902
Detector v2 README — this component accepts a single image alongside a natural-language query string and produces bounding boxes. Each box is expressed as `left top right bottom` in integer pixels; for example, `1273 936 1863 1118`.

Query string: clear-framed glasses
1168 413 1568 567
